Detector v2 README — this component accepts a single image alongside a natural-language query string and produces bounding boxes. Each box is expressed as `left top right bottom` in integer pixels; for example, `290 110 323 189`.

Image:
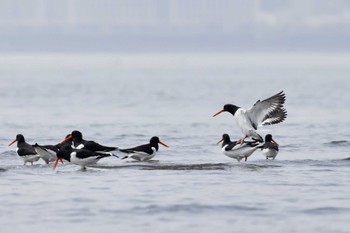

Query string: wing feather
119 144 154 155
247 91 287 127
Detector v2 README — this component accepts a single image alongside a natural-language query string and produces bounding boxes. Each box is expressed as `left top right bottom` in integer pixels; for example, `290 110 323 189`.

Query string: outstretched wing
247 91 287 127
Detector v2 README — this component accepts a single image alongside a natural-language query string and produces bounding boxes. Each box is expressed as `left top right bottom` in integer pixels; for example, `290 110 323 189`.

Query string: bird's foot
238 136 247 145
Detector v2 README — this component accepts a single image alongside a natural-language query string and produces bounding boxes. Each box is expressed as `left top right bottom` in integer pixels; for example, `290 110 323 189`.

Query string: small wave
142 163 229 170
91 163 281 171
324 140 350 147
303 207 350 215
0 150 17 156
129 204 264 214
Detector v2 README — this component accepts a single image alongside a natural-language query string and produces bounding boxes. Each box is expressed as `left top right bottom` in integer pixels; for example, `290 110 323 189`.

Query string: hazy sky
0 0 349 52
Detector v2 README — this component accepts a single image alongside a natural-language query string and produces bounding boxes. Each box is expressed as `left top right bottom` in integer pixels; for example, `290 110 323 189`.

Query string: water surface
0 53 349 233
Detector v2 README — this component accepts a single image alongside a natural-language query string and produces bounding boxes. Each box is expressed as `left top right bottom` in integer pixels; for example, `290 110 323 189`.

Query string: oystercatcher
61 130 118 157
217 134 261 161
119 136 169 161
261 134 279 160
53 144 111 170
8 134 40 165
213 91 287 143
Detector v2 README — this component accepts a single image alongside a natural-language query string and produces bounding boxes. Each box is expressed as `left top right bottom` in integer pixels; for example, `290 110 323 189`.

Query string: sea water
0 53 349 233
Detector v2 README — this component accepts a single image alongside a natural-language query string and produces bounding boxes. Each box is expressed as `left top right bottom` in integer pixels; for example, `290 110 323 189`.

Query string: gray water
0 53 350 233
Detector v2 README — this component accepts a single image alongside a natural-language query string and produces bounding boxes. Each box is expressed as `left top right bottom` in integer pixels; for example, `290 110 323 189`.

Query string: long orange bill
59 158 64 164
60 135 73 144
159 141 169 148
213 109 224 117
216 138 224 145
8 139 17 146
272 139 278 145
53 157 60 170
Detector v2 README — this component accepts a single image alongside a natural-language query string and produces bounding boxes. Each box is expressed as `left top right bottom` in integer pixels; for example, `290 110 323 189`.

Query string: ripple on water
324 140 350 147
91 163 282 171
127 204 265 215
302 207 350 215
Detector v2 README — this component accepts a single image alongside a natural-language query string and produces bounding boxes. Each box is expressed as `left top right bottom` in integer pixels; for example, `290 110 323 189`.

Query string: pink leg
238 135 248 144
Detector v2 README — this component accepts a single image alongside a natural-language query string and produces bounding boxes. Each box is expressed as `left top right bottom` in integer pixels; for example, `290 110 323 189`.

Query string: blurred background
0 0 350 53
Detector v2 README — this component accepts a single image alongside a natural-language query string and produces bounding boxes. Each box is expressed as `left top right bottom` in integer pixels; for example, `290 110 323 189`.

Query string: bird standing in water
213 91 287 143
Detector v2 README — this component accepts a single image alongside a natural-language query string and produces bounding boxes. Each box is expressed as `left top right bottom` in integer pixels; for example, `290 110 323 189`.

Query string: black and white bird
119 136 169 161
8 134 40 165
33 144 59 164
33 134 73 164
53 144 111 170
61 130 118 156
261 134 279 160
217 134 262 162
213 91 287 143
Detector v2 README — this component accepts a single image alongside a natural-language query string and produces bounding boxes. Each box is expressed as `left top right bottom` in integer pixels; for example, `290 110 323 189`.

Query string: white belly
261 148 278 159
20 155 40 164
70 153 99 167
234 109 256 136
222 144 259 161
130 148 157 161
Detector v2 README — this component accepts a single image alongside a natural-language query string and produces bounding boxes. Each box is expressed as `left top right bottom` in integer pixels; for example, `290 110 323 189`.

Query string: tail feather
249 130 263 142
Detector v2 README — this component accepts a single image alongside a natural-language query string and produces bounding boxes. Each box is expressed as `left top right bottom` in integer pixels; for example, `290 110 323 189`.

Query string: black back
221 134 238 151
221 134 260 151
71 130 117 152
57 144 110 162
15 134 37 156
119 137 160 155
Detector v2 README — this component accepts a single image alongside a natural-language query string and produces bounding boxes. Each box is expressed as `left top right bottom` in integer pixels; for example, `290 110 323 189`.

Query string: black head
71 130 83 141
213 104 240 117
150 136 160 145
150 136 169 148
222 134 231 143
223 104 240 116
265 134 273 142
8 134 26 146
217 133 231 145
16 134 25 143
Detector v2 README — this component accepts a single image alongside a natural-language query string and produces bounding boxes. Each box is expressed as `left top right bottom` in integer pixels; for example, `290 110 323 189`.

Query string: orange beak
216 138 224 145
159 141 169 148
272 139 278 145
8 139 17 146
60 135 73 144
213 109 224 117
